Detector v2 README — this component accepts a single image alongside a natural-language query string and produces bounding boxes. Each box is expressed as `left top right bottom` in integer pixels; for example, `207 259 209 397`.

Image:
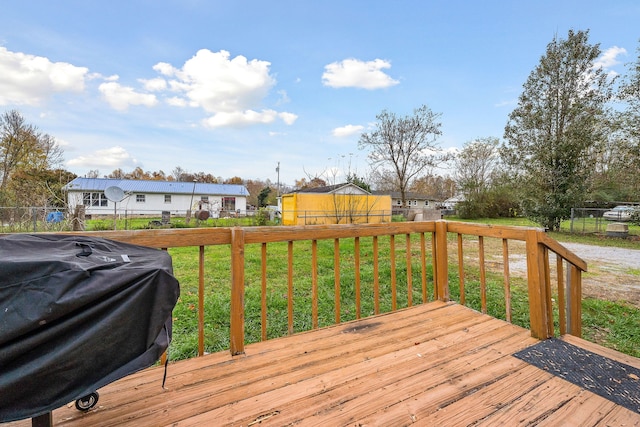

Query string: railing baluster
406 233 412 307
431 231 438 299
355 237 361 319
390 234 397 310
198 245 205 356
502 238 512 323
457 233 465 305
230 227 245 355
373 236 380 315
288 241 294 335
479 236 487 314
557 255 566 335
434 221 449 301
312 240 318 329
420 233 427 303
334 238 341 323
261 242 267 341
542 245 553 337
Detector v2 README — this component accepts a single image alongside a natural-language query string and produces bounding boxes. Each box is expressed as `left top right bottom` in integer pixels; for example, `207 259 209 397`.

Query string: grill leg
32 412 52 427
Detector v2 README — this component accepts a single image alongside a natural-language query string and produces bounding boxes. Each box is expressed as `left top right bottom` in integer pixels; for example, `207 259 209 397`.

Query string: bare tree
358 105 444 206
0 110 64 205
454 137 500 200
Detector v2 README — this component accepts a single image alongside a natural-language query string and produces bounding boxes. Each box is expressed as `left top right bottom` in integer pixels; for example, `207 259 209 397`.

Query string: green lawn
166 219 640 360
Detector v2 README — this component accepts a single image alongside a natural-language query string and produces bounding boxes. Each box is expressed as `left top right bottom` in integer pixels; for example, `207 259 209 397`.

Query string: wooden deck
8 301 640 426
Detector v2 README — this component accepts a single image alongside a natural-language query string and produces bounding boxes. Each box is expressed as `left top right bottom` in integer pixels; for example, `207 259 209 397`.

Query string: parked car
602 205 636 221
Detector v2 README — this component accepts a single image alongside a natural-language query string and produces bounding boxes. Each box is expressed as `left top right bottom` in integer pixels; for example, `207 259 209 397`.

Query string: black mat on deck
513 338 640 414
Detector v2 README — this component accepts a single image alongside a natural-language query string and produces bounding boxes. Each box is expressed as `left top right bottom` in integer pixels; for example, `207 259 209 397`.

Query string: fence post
434 220 449 301
230 227 245 355
570 208 574 233
525 230 552 339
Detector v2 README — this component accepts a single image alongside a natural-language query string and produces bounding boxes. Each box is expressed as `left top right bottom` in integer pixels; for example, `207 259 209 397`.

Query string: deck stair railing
66 220 586 357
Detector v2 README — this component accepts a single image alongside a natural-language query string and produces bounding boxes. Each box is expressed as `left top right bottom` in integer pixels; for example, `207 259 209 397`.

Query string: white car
602 205 635 221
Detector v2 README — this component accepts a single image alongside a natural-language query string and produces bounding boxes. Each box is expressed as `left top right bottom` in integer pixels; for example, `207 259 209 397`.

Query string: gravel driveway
561 242 640 307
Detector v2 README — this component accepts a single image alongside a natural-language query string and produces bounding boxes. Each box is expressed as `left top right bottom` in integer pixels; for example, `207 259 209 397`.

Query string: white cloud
594 46 627 69
140 77 167 91
67 146 138 169
98 81 158 111
0 47 88 106
332 124 364 137
279 111 298 125
322 58 399 89
154 49 296 127
203 109 298 128
166 96 188 107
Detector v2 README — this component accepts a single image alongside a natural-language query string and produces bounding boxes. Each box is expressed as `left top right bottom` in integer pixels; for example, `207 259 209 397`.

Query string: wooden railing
66 220 586 357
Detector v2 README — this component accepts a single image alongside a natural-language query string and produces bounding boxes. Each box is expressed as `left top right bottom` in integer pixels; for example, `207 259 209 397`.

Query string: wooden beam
525 230 550 339
230 227 245 355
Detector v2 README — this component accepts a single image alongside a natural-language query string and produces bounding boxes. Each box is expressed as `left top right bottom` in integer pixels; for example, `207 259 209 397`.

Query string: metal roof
295 183 371 195
63 178 249 196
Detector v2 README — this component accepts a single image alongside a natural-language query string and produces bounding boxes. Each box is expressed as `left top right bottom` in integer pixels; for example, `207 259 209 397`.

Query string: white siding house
374 191 439 209
63 178 249 217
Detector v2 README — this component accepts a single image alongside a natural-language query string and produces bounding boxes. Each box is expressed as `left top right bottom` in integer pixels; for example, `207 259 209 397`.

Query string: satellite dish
104 186 125 202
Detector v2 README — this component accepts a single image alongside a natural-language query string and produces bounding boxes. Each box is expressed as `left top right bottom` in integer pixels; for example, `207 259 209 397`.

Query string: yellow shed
281 183 392 226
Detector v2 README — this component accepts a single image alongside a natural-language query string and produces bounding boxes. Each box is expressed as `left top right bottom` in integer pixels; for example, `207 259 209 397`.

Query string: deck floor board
5 301 639 426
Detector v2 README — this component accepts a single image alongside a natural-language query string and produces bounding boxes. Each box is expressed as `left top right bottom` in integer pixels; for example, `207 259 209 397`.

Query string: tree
345 173 371 193
257 187 272 207
0 110 64 206
295 177 326 190
501 30 613 230
454 137 500 217
618 39 640 141
410 174 456 201
599 39 640 201
358 105 444 206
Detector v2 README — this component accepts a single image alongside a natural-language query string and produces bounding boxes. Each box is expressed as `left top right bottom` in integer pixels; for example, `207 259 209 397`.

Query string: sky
0 1 638 187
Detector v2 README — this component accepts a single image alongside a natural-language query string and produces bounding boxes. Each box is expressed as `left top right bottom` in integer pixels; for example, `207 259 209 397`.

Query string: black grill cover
0 234 180 422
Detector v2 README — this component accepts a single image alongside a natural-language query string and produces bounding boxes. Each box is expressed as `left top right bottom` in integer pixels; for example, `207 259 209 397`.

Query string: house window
396 200 402 205
83 192 108 207
136 194 146 203
223 197 236 211
200 196 209 203
164 195 171 203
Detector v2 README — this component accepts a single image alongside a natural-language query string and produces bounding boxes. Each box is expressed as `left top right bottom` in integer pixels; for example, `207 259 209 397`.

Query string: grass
168 235 434 360
19 213 638 360
582 299 639 357
164 220 640 361
446 215 640 248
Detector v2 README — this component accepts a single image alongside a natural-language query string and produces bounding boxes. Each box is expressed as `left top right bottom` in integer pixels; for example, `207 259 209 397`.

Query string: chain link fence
0 207 72 233
567 207 637 234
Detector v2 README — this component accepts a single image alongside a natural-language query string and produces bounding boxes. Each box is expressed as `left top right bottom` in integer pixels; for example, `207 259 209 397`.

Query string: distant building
374 191 440 209
63 177 249 217
281 183 392 226
442 194 465 210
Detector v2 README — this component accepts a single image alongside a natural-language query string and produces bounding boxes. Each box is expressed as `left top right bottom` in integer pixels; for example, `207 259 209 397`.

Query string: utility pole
276 162 280 197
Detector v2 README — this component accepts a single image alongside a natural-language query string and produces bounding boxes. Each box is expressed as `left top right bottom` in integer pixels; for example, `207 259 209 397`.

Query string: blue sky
1 1 638 186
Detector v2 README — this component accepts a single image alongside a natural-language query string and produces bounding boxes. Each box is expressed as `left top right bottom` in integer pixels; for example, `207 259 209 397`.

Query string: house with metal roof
63 178 250 218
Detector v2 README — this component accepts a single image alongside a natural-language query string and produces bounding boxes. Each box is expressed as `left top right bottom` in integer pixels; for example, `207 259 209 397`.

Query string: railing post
434 220 449 301
230 227 245 355
567 265 582 337
525 230 552 339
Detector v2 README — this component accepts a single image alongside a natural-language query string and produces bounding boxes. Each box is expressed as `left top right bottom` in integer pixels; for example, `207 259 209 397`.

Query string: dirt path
561 242 640 307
